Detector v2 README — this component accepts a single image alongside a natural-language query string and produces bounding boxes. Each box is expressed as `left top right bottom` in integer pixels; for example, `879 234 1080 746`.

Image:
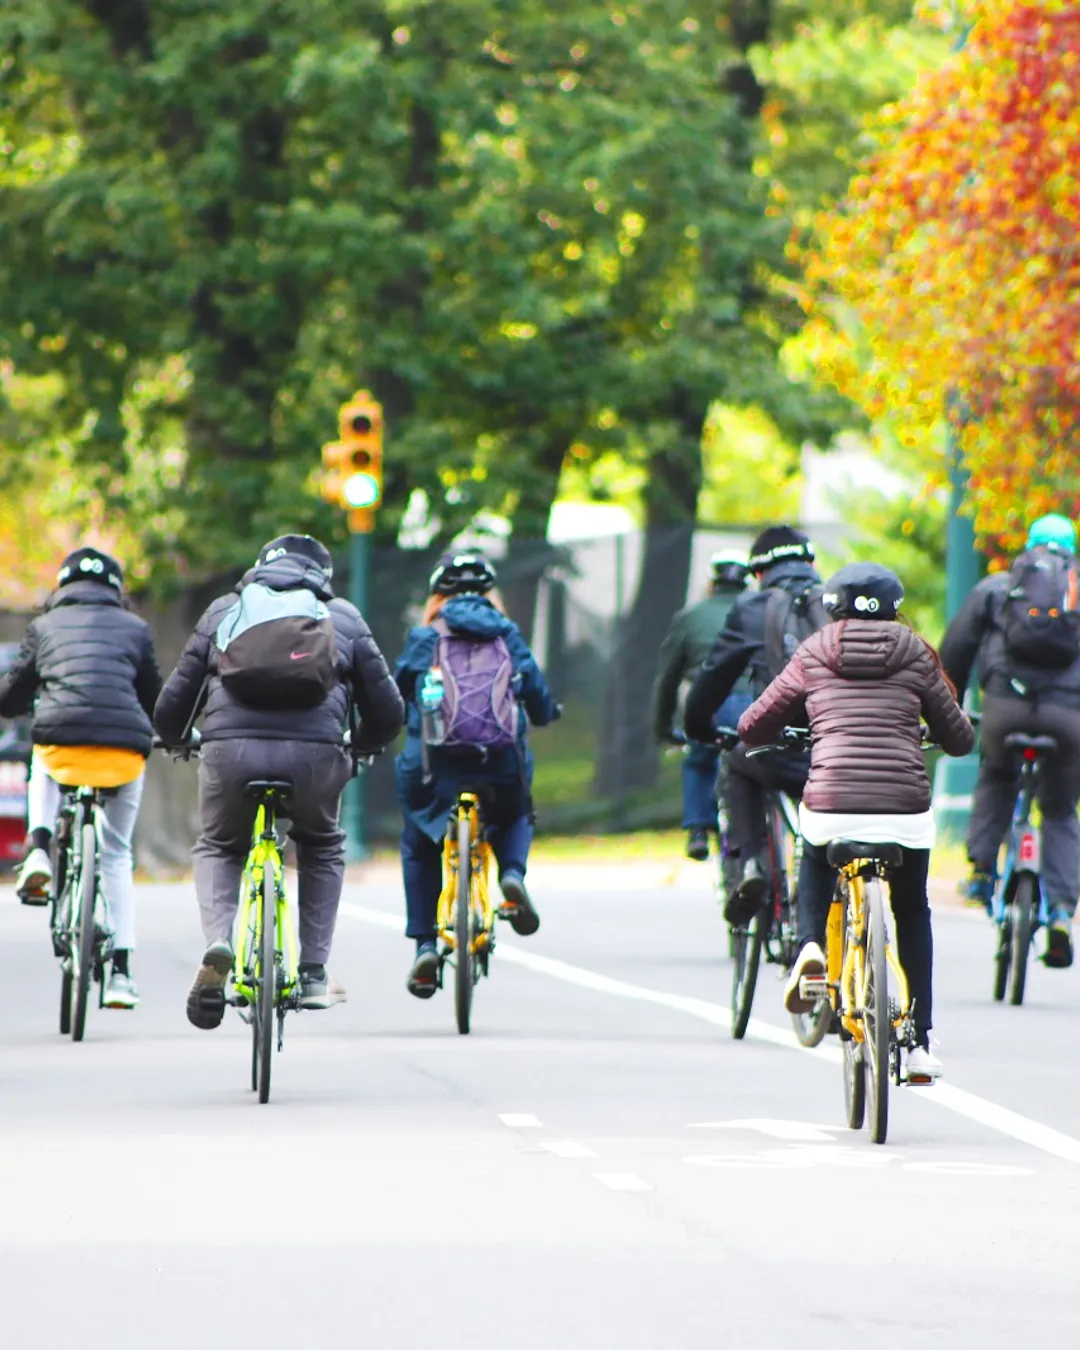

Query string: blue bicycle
991 731 1057 1006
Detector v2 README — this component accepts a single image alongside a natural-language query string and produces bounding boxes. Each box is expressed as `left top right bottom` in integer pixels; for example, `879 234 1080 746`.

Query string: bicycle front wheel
863 879 890 1145
71 822 97 1043
455 813 473 1035
1009 875 1036 1006
257 867 276 1103
730 909 765 1040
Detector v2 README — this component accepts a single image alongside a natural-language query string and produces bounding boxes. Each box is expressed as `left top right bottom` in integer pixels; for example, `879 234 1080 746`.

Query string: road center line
498 1113 543 1128
338 902 1080 1167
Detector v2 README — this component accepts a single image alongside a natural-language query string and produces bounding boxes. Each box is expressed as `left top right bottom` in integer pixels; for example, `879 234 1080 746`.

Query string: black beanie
257 534 333 578
747 526 814 572
56 547 124 593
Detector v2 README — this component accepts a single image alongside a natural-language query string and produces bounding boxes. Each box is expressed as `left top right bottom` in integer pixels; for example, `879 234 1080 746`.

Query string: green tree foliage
0 1 848 584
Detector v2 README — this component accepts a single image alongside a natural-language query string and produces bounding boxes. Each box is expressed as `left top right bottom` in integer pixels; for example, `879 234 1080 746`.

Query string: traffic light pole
344 528 372 863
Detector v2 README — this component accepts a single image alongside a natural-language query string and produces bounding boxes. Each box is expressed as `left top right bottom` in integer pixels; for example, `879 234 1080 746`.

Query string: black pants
726 745 809 860
798 841 934 1036
968 695 1080 913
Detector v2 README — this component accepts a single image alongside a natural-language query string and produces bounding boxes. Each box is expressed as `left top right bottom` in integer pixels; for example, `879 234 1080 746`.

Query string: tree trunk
593 390 707 805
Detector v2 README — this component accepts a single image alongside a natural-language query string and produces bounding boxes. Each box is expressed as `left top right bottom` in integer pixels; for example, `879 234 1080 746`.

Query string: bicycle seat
826 840 904 870
243 779 293 800
1003 733 1059 757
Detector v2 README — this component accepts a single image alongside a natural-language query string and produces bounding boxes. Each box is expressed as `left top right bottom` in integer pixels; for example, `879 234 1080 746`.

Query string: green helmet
1026 513 1077 555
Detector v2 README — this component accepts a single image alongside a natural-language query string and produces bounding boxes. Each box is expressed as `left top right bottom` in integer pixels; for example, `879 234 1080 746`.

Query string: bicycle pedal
904 1073 936 1088
799 976 828 999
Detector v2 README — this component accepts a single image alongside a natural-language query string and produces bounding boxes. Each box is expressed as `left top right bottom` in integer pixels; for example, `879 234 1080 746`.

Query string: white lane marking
594 1172 653 1192
542 1140 598 1159
688 1119 838 1142
499 1113 543 1129
683 1149 1032 1177
338 903 1080 1167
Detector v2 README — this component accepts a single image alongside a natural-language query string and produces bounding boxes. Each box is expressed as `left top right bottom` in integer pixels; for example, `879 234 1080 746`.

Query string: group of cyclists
3 512 1080 1085
0 536 552 1023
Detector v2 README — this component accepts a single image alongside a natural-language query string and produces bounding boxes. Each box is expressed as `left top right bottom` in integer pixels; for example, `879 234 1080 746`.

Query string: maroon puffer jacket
737 620 975 814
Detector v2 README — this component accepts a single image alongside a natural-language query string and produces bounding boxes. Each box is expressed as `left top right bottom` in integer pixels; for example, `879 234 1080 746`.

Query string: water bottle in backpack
419 666 447 746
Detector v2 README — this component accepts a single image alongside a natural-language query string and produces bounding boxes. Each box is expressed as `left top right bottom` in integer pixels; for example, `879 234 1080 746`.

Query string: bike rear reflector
1019 833 1038 865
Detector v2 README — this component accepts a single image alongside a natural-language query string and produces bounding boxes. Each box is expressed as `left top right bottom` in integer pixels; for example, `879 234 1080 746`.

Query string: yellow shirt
37 745 146 789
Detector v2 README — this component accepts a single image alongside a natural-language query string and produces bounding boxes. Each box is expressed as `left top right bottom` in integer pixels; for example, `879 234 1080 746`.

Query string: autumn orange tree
804 0 1080 557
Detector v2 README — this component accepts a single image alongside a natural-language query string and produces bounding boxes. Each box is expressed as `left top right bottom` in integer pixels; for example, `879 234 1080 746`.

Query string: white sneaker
784 941 826 1014
104 971 139 1010
905 1045 943 1083
16 847 52 903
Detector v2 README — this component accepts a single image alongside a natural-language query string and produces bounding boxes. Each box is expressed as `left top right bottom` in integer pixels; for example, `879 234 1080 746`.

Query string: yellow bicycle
798 840 931 1145
436 792 497 1034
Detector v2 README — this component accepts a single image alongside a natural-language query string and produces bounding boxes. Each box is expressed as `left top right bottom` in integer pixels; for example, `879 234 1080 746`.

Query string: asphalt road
3 865 1080 1349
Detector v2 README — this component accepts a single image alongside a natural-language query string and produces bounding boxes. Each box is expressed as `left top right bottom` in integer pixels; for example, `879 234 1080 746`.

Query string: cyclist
738 562 974 1079
652 555 751 861
0 547 161 1009
684 526 823 921
394 552 558 998
941 512 1080 967
153 533 404 1028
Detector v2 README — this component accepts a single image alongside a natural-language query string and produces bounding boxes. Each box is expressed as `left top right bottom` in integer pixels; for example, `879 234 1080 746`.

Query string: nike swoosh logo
289 652 310 661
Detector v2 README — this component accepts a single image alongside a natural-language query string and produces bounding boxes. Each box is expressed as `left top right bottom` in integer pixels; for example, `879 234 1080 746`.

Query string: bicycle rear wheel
1008 875 1036 1006
864 879 890 1145
257 866 276 1103
71 822 97 1043
455 813 473 1035
730 908 765 1039
993 906 1011 1003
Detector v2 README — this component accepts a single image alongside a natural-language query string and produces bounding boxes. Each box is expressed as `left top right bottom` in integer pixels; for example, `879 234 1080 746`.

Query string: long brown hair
423 589 507 625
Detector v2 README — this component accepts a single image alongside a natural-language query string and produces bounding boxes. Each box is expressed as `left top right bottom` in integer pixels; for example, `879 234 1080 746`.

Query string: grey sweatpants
968 695 1080 913
192 740 352 965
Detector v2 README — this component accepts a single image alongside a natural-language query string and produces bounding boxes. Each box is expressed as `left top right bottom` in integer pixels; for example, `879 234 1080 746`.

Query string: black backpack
214 582 338 709
759 581 829 691
1001 549 1080 669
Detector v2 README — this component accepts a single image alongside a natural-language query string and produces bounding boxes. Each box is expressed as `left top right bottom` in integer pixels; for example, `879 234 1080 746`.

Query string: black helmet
429 551 496 597
56 547 124 594
822 562 904 620
747 526 814 572
257 534 333 584
710 555 749 590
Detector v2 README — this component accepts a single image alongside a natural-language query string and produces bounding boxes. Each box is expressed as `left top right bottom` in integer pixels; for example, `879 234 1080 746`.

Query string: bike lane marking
338 903 1080 1167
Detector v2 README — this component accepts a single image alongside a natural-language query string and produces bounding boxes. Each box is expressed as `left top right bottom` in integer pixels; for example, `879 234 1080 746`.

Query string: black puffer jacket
154 555 404 751
738 620 974 813
0 581 161 755
684 560 821 742
941 571 1080 709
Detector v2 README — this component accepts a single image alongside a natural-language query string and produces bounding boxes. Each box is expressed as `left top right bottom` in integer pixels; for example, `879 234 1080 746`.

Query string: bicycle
720 727 805 1041
988 730 1057 1006
155 736 301 1104
435 790 498 1035
49 784 116 1042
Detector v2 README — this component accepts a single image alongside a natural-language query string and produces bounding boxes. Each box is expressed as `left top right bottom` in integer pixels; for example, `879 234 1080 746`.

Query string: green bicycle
231 779 301 1104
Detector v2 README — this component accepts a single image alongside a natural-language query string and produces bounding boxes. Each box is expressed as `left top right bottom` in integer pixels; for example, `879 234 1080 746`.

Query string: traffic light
320 390 383 532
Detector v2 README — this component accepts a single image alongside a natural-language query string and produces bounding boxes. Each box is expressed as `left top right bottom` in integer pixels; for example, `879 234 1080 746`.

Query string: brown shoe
186 942 233 1029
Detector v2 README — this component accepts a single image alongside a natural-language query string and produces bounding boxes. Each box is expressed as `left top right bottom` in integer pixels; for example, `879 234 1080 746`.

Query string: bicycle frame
993 754 1048 929
763 791 801 965
52 787 113 954
233 802 298 1006
436 793 496 956
830 866 914 1047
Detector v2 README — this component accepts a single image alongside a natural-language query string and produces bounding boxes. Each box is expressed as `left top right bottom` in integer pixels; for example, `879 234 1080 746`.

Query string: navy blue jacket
394 595 557 840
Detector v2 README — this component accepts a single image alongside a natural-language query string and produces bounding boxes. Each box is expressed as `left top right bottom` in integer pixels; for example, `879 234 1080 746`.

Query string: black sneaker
724 858 767 926
1045 910 1074 969
185 942 233 1030
686 828 709 862
499 871 540 936
407 941 440 999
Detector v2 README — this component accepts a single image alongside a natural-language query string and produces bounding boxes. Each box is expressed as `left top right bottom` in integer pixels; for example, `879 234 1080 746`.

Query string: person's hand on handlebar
153 727 202 760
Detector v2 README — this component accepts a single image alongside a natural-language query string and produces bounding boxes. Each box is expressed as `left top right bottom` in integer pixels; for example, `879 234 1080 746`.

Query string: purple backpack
428 617 518 750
